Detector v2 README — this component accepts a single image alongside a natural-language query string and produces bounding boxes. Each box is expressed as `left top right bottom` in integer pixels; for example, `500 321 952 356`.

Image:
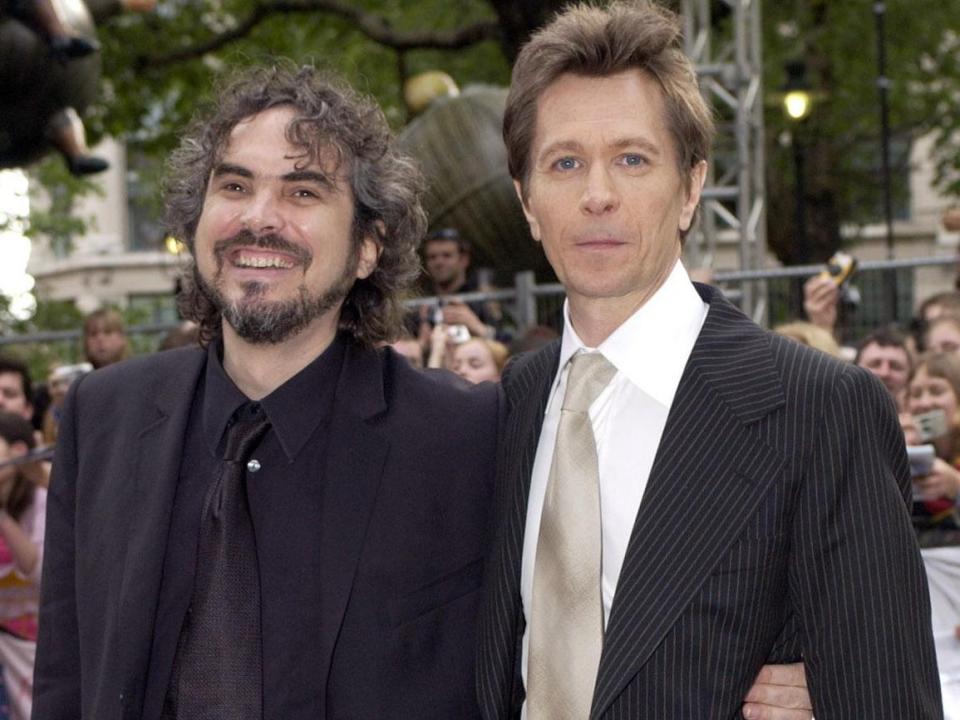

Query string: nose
579 165 619 215
239 189 285 234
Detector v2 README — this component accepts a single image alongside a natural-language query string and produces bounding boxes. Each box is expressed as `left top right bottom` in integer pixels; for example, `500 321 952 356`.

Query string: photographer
903 352 960 715
0 411 47 720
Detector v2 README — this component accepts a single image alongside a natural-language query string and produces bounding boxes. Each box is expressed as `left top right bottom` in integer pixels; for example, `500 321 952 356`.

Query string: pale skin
517 69 812 719
0 439 39 577
905 366 960 498
192 106 378 399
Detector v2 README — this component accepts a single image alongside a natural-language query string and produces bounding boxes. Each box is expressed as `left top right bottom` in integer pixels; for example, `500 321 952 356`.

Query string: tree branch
136 0 501 68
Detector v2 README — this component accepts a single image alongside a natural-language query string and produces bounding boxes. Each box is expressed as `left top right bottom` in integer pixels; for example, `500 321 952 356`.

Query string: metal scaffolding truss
682 0 767 319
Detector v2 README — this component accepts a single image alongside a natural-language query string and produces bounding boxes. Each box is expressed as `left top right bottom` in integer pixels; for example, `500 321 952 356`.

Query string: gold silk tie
527 352 617 720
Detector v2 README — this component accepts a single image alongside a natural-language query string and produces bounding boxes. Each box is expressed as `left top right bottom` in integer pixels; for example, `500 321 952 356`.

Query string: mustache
213 229 312 269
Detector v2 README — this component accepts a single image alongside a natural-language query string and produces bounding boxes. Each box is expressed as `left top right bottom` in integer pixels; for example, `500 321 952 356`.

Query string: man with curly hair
33 64 498 719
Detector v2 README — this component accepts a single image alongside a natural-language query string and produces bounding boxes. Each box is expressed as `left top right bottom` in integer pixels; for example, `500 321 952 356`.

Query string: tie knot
223 404 272 462
561 352 616 412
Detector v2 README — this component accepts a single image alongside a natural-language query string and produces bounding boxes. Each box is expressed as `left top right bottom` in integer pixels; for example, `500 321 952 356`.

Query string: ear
514 179 541 243
679 160 708 233
355 221 384 280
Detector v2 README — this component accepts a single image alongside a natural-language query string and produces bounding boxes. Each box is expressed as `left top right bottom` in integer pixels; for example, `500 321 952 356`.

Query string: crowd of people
0 0 949 715
773 275 960 714
2 250 958 716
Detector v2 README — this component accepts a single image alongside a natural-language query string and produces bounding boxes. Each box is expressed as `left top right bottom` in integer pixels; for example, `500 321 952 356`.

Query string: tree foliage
761 0 960 263
19 0 960 272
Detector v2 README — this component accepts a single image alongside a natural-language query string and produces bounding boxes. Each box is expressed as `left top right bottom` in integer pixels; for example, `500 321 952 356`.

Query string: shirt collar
557 259 708 408
202 334 346 462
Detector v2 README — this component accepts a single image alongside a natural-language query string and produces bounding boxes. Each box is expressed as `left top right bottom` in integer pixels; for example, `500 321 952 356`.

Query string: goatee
195 229 359 345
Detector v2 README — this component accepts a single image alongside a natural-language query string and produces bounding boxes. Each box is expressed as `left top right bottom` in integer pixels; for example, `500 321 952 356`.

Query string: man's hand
441 300 488 337
803 275 839 333
742 663 812 720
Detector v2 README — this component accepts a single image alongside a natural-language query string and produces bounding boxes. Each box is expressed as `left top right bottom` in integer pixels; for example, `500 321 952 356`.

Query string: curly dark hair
165 64 426 347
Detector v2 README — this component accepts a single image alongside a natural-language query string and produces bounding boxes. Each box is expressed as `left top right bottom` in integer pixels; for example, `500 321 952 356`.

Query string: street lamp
783 60 813 122
781 59 814 266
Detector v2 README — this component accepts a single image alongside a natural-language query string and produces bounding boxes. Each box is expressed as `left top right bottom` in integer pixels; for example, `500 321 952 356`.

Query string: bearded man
32 64 499 720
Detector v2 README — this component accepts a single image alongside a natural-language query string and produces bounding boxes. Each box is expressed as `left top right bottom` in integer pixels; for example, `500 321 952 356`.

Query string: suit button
247 459 262 473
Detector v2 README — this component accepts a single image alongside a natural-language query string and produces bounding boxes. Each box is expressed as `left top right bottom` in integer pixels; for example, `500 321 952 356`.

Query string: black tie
164 404 272 719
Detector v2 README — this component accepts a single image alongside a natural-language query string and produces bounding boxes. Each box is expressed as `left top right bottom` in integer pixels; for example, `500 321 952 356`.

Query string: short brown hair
503 0 714 199
165 64 426 347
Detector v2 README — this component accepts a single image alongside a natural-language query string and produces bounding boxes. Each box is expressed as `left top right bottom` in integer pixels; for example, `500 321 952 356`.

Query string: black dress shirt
143 335 345 720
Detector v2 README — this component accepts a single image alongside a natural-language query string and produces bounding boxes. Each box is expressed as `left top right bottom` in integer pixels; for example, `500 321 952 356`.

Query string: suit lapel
315 342 390 708
115 349 206 702
591 288 787 718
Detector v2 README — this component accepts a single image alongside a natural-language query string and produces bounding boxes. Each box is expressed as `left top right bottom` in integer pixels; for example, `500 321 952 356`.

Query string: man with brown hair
34 64 498 720
478 2 940 718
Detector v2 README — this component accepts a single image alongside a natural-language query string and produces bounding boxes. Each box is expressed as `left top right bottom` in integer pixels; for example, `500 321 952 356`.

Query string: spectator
388 336 424 369
925 316 960 355
0 360 47 491
0 359 32 422
919 291 960 326
426 322 466 370
0 411 47 720
905 352 960 511
82 308 129 369
41 363 91 445
855 327 912 410
903 352 960 714
773 321 841 357
802 274 840 336
508 324 559 356
156 321 199 352
452 338 509 384
419 228 506 343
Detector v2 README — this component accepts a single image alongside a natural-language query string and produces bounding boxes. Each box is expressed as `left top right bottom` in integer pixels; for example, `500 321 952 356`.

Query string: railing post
514 271 538 332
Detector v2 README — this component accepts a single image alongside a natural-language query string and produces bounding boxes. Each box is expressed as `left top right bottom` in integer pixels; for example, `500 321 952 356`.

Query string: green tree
20 0 960 271
762 0 960 264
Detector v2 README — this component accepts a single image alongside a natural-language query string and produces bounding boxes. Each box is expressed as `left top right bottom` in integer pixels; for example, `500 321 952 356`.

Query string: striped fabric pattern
477 283 942 719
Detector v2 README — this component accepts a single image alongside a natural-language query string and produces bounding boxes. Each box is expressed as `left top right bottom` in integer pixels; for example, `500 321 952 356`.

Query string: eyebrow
536 136 662 164
211 164 337 189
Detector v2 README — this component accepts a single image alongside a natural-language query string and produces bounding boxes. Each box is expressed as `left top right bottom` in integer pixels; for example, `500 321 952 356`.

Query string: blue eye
554 157 579 171
621 154 646 167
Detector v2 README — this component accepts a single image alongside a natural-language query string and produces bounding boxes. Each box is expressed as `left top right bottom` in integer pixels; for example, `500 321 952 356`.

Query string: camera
819 251 857 287
446 324 471 344
907 444 936 478
915 409 949 443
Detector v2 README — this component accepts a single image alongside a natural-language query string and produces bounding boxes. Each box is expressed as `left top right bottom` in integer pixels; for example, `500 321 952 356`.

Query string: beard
195 229 359 345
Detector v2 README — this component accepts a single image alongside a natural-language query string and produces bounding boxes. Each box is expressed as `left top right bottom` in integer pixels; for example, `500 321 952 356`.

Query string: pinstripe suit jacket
477 283 941 719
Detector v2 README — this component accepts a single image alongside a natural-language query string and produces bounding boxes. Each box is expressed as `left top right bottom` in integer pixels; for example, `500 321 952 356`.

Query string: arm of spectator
0 510 40 578
442 300 492 338
427 324 449 369
19 458 51 489
914 457 960 501
803 275 839 335
742 663 811 720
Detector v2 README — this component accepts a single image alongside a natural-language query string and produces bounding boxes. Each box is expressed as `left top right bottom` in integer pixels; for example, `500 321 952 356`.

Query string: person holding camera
903 352 960 715
0 411 47 720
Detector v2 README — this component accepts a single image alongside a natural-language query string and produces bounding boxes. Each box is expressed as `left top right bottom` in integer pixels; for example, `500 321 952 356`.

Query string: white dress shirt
520 260 708 703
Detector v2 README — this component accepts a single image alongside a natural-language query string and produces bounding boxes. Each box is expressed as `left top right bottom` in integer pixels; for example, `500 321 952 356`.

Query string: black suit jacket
478 284 941 719
34 340 498 720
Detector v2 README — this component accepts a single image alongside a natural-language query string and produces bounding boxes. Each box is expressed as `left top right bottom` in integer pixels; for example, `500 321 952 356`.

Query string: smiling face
857 342 910 396
517 70 705 328
908 366 959 433
192 106 378 345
